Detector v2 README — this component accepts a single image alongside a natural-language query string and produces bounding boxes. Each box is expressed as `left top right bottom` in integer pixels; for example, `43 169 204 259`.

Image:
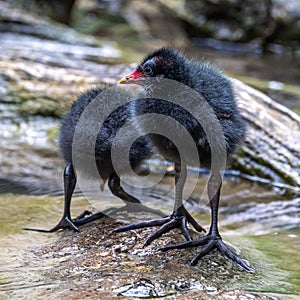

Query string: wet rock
6 0 76 25
35 218 277 299
120 0 189 49
156 0 300 53
232 79 300 193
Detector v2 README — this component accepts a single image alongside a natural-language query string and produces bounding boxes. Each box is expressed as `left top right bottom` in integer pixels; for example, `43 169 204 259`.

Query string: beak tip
119 77 127 84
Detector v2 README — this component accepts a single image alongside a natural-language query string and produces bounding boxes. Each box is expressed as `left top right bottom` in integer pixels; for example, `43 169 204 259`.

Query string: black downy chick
27 87 164 233
119 48 254 272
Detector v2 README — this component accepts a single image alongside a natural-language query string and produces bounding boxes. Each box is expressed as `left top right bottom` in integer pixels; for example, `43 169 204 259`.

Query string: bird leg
160 171 255 273
23 163 106 233
67 170 167 225
105 172 166 217
114 162 205 247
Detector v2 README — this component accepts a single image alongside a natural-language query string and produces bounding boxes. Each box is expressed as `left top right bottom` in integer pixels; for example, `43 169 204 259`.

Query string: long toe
114 217 170 233
114 206 205 247
160 235 210 252
73 212 107 227
26 211 109 233
143 219 179 247
216 239 255 273
184 209 206 233
180 217 192 241
161 234 255 273
50 216 80 232
190 240 216 265
73 210 93 221
23 216 80 233
189 236 255 272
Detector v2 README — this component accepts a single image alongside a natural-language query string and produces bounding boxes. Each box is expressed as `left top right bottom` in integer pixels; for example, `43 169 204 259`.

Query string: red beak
119 69 144 84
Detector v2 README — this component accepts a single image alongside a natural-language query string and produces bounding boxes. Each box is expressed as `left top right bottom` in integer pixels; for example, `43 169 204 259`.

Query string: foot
23 203 165 233
160 234 255 273
50 203 166 231
114 206 205 247
23 210 106 233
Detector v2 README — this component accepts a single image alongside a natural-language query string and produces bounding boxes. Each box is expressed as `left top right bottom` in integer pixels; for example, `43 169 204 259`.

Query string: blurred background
4 0 300 112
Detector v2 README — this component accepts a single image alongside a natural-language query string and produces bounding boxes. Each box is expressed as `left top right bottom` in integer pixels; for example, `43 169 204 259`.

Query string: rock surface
34 217 276 299
155 0 300 53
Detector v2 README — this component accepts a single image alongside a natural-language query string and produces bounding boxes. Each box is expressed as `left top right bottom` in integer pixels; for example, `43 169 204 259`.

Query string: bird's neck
175 60 193 87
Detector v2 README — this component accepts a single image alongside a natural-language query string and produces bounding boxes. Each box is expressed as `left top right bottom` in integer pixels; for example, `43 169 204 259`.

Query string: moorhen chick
26 87 164 233
119 48 254 272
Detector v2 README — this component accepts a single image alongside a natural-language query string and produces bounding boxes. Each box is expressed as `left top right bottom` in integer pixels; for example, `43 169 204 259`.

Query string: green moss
232 144 298 193
72 9 128 35
47 126 59 142
249 229 300 294
19 97 65 118
0 195 52 237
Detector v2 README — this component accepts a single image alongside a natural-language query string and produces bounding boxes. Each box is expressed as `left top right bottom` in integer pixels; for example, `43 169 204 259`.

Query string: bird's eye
144 66 152 76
